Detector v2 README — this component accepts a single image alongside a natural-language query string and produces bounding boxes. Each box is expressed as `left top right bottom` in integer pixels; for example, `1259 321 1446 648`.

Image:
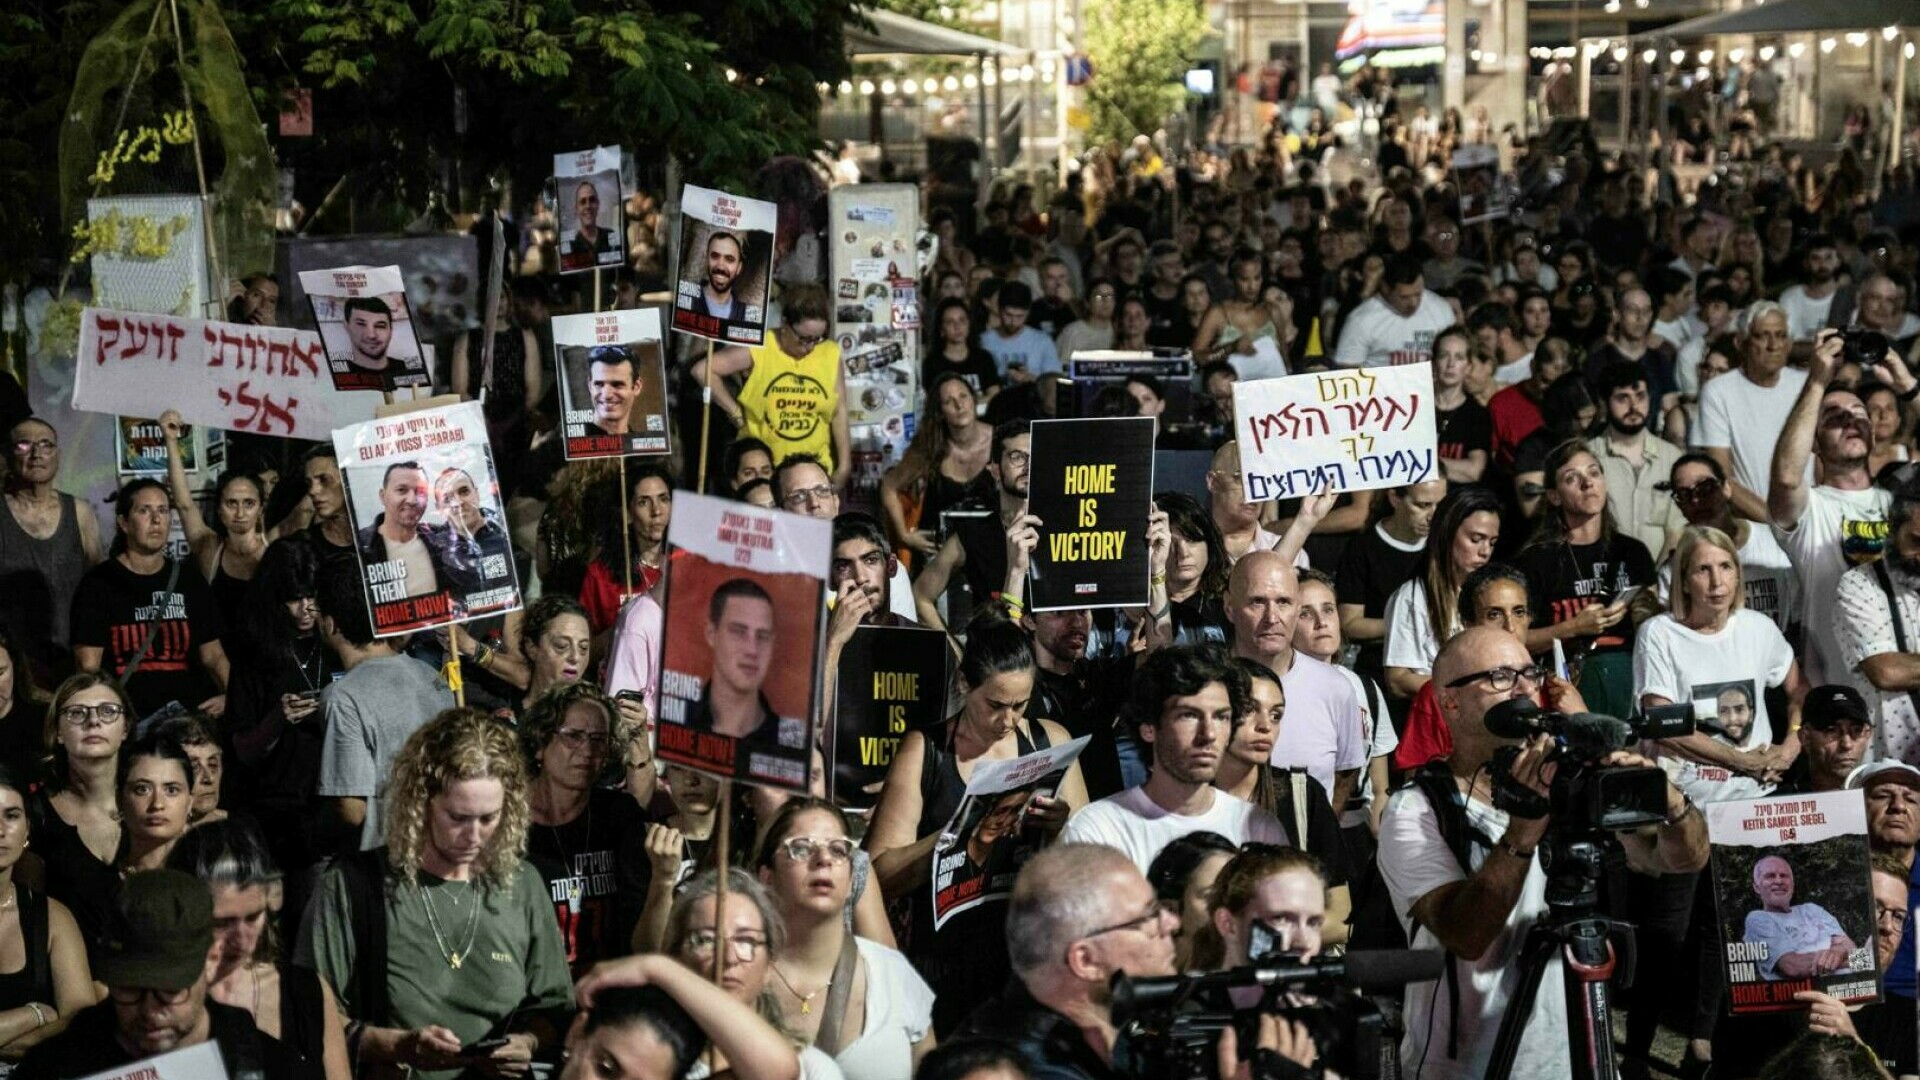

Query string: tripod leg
1485 925 1561 1080
1562 920 1621 1080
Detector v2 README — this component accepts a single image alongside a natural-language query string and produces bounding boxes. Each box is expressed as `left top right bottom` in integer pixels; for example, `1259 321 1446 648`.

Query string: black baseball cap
997 281 1033 311
98 870 214 991
1802 685 1871 730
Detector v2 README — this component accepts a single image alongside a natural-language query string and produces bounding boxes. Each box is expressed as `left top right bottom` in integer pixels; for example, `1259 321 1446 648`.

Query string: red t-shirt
1488 385 1544 471
579 559 663 635
1393 680 1452 771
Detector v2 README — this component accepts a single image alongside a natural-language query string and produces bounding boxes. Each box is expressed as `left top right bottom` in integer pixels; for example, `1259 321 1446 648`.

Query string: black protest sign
1026 416 1155 610
830 625 949 809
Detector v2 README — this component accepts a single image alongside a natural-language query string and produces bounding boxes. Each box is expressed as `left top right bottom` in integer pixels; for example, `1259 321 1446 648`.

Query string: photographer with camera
1379 625 1708 1080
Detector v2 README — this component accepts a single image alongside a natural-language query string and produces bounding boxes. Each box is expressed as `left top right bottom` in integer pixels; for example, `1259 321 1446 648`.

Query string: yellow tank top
737 338 841 472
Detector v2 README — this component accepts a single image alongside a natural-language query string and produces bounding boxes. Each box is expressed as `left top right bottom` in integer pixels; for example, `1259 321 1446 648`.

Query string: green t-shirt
298 858 574 1080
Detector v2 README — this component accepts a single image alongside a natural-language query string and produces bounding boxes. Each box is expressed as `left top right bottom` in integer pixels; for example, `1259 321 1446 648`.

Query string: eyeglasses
1069 899 1172 963
785 328 826 349
1670 478 1722 503
60 703 127 728
1000 450 1031 468
1444 665 1548 691
109 985 193 1006
783 484 837 509
554 728 611 750
779 836 855 864
11 440 54 456
1877 904 1907 929
683 930 769 962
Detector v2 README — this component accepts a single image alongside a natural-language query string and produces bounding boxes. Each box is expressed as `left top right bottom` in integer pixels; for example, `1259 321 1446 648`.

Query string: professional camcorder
1485 700 1689 832
1110 950 1444 1080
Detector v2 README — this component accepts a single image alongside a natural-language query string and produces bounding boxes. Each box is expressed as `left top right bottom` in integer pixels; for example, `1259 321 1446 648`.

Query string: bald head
1431 625 1528 690
1211 440 1242 474
1227 551 1299 662
1432 625 1538 769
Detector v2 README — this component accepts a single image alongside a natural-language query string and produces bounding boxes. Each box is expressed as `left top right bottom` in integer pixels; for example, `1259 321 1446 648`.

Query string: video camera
1485 700 1687 832
1110 950 1445 1080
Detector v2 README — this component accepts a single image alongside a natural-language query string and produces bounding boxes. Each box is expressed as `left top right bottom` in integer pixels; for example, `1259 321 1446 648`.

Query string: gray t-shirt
316 654 455 850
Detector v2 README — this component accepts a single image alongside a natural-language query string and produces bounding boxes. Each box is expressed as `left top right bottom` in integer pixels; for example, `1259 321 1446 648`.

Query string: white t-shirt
833 939 935 1080
1779 284 1839 341
1695 366 1809 496
1833 560 1920 764
1494 352 1535 386
1272 652 1370 797
1333 292 1455 369
1383 579 1451 675
1775 484 1891 685
1060 785 1287 873
1380 785 1570 1080
1655 523 1799 634
1631 610 1793 803
1334 663 1399 828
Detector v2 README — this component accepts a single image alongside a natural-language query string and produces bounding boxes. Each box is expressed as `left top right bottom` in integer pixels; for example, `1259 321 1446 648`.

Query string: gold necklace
420 881 480 970
769 961 831 1015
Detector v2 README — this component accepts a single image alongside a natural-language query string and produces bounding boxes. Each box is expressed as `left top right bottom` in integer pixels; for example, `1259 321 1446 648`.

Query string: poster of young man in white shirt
1705 791 1877 1012
551 308 670 459
655 493 827 794
300 264 431 392
672 185 777 345
332 400 523 635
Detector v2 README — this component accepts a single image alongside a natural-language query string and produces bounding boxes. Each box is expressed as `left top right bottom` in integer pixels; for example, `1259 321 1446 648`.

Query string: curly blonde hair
384 708 531 892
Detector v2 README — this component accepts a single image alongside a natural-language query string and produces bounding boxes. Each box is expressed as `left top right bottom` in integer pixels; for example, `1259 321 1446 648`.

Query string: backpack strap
1403 761 1497 1062
1289 772 1311 856
335 847 391 1028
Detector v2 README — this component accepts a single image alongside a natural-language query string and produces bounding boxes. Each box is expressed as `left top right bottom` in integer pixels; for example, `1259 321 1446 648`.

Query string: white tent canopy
845 7 1022 58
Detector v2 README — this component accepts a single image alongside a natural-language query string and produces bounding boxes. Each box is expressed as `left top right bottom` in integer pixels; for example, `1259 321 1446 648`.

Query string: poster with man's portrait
555 146 626 275
332 400 523 636
671 185 776 345
1705 790 1878 1014
656 493 827 793
551 309 670 460
931 736 1088 929
299 265 431 392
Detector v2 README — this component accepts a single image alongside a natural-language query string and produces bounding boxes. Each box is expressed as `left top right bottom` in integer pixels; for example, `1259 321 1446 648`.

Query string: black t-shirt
1142 288 1191 349
1029 653 1140 801
1267 767 1350 887
1028 297 1077 340
69 557 224 717
1514 534 1657 655
524 787 654 978
1335 524 1426 681
1435 398 1493 467
924 348 1004 400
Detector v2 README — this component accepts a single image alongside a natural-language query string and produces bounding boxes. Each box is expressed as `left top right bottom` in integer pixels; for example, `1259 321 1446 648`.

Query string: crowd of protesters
10 84 1920 1080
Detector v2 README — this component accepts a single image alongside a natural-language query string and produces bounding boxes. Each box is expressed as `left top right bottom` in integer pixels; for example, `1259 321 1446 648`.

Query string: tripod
1485 831 1639 1080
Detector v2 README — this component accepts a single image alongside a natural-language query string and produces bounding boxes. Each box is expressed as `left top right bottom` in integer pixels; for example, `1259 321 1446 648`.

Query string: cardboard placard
556 145 627 274
1068 353 1196 423
1453 144 1510 226
829 625 950 809
656 493 828 793
79 1041 228 1080
299 264 431 392
932 736 1089 928
551 309 671 460
671 185 777 345
1025 417 1156 611
114 416 203 476
1706 790 1879 1014
1232 363 1438 501
73 308 377 441
332 400 522 635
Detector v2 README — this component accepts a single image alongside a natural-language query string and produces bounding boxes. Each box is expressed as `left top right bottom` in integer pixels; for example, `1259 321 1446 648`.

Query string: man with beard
688 232 745 321
563 180 616 271
821 511 919 707
1335 254 1454 369
431 467 512 594
355 462 446 601
1061 646 1286 871
1585 289 1680 432
1778 329 1901 687
912 421 1030 633
1227 552 1366 811
338 297 423 381
1586 363 1685 559
1836 471 1920 762
1780 234 1843 342
1020 607 1143 800
226 274 279 327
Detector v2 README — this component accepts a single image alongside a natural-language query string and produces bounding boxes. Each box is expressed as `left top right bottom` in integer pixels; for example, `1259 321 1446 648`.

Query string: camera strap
1869 559 1920 728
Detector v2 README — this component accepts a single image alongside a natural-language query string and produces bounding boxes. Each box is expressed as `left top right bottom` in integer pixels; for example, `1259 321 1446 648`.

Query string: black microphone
1339 949 1448 992
1483 698 1544 739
